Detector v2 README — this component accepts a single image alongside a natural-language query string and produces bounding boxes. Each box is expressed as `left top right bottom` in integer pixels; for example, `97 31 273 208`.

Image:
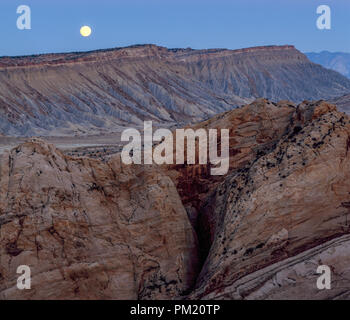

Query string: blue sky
0 0 349 56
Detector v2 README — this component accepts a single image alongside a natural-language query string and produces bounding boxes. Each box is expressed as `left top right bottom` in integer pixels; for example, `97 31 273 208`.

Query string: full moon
80 26 92 37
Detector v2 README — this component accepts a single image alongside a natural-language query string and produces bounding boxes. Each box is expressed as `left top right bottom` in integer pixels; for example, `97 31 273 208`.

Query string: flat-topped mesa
174 45 306 63
0 44 170 68
227 45 301 58
0 44 303 68
1 44 350 137
233 44 295 52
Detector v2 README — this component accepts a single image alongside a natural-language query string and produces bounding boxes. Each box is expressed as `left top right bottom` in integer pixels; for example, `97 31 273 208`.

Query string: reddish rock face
1 99 350 300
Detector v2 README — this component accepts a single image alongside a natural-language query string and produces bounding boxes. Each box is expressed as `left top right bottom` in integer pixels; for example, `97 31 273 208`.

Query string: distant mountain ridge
1 44 350 136
306 51 350 79
330 94 350 114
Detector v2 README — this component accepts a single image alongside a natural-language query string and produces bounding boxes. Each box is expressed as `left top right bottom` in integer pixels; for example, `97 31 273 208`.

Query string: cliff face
1 100 350 300
188 100 350 299
0 140 199 299
1 44 350 136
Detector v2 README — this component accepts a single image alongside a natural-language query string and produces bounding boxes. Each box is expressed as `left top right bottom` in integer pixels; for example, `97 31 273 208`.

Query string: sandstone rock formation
1 100 350 300
0 140 199 299
187 100 350 299
1 44 350 136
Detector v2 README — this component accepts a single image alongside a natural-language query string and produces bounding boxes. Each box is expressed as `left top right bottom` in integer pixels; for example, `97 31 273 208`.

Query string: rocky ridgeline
188 100 350 299
1 44 350 136
1 99 350 299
